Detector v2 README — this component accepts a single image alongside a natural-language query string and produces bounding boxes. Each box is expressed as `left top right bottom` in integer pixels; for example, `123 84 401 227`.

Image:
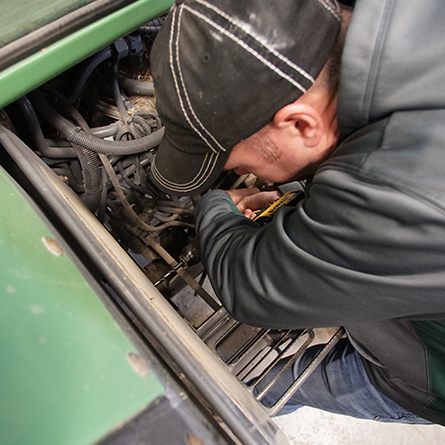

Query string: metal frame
198 307 345 417
257 328 345 416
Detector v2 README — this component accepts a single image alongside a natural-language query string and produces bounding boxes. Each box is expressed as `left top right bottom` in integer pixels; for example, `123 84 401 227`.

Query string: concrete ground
274 407 445 445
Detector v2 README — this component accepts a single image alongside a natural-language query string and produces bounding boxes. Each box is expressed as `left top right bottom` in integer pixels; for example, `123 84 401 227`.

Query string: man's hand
226 188 281 219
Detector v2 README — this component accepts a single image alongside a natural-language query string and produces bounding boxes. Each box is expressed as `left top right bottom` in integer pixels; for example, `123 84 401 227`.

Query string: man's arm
195 170 445 329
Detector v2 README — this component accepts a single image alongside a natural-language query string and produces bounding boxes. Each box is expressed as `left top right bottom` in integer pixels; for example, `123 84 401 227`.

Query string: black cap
150 0 340 195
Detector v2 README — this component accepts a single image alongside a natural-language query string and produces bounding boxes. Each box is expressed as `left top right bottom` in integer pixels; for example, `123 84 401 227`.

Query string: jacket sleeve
195 171 445 329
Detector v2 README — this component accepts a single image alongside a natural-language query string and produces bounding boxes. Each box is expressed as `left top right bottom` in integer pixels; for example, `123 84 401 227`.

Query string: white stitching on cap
153 151 210 187
169 6 220 154
317 0 341 21
184 5 307 94
176 7 226 152
152 151 221 192
192 0 315 83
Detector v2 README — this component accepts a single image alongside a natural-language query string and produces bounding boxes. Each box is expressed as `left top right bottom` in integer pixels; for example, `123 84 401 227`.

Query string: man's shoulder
320 109 445 214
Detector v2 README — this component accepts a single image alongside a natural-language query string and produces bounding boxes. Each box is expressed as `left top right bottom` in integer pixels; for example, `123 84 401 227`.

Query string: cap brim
150 131 231 196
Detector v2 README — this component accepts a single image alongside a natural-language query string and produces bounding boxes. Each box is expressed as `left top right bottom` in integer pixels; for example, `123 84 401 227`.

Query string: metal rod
195 307 231 341
154 261 183 286
255 330 315 400
145 235 221 311
265 327 345 416
226 329 271 366
240 330 305 382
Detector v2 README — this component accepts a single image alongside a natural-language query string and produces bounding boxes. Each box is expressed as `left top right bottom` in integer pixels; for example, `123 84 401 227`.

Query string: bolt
41 237 64 256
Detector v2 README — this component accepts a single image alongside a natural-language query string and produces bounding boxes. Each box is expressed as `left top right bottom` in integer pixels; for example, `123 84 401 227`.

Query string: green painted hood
0 0 173 109
0 0 95 47
0 166 164 445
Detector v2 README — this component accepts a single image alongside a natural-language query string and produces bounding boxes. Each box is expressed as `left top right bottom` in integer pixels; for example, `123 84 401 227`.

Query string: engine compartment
14 21 234 318
6 19 274 331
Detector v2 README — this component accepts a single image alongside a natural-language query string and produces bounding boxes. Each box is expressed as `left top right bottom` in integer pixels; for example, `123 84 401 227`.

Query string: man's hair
322 5 352 97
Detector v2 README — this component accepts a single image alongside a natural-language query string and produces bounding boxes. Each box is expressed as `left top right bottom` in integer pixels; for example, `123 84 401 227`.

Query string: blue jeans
257 338 432 424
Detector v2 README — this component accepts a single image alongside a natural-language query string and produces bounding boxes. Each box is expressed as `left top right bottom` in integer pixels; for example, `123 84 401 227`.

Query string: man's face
224 124 327 183
224 80 340 183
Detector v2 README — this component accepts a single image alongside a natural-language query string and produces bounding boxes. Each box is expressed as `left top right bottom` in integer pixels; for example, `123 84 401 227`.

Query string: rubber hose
99 153 194 232
110 69 141 139
139 17 165 38
137 110 161 127
97 167 109 223
67 47 113 104
90 121 123 138
42 85 104 212
139 25 162 38
111 70 132 123
74 144 103 211
28 90 164 155
16 96 77 158
133 115 152 135
117 160 147 193
118 74 154 96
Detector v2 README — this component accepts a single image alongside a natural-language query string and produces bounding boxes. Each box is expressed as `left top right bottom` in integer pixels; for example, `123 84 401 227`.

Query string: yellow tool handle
253 191 299 221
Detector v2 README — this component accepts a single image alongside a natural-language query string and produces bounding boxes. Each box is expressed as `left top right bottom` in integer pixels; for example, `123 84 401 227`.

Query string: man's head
224 5 351 184
150 0 342 195
224 57 341 183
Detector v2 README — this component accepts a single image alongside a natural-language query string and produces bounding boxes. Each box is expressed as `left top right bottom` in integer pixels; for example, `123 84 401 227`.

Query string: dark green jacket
195 0 445 425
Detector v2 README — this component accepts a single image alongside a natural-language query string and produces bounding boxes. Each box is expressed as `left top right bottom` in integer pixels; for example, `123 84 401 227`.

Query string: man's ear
272 103 324 148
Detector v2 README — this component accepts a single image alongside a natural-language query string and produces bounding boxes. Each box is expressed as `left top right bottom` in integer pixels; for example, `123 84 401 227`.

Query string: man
150 0 445 425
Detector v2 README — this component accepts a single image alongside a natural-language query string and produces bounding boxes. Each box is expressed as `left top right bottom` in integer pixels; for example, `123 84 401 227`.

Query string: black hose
139 18 165 39
133 114 152 135
139 25 162 38
98 167 109 224
115 153 160 198
28 90 164 155
90 122 122 138
41 85 103 212
67 47 113 104
111 69 132 123
156 206 193 216
71 146 102 211
146 17 165 27
118 74 154 96
136 110 161 128
15 96 77 159
46 138 73 147
117 160 147 194
43 84 91 132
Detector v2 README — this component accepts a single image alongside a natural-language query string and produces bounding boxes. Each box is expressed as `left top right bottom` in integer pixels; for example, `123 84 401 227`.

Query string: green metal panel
0 0 173 110
0 0 94 47
0 166 164 445
411 321 445 417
